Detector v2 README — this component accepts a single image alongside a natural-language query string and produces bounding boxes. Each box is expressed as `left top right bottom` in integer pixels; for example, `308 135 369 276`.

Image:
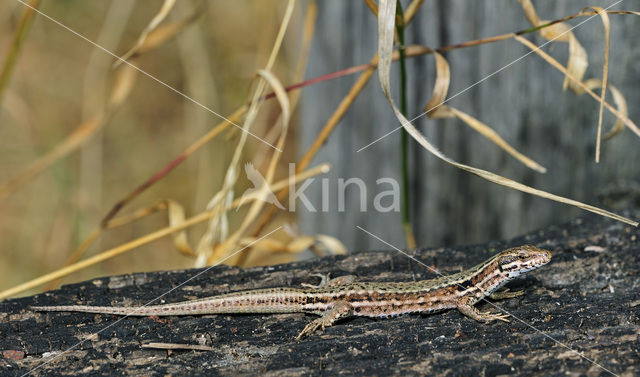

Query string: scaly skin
32 245 552 339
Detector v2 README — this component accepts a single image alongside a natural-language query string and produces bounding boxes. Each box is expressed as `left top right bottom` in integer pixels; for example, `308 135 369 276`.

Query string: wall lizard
32 245 551 339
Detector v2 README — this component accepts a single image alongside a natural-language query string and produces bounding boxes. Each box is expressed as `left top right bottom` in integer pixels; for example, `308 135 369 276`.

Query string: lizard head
496 245 552 278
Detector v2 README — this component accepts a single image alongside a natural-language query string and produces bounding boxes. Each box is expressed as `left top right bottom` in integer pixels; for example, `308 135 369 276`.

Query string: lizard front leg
296 301 353 340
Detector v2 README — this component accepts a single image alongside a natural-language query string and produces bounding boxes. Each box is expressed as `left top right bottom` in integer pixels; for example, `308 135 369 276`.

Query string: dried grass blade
0 0 41 104
515 35 640 139
44 199 192 290
278 237 315 254
314 234 347 255
363 0 378 17
0 209 216 300
164 199 194 256
404 0 426 24
421 48 545 172
199 0 295 265
238 237 288 253
238 233 345 256
378 0 636 227
519 0 569 42
114 0 177 67
229 164 330 210
293 1 317 105
0 116 104 202
447 107 547 173
9 163 327 298
251 64 377 237
423 51 449 117
0 0 198 202
602 84 626 140
581 79 627 140
564 33 588 93
135 12 200 56
252 1 316 166
583 7 610 163
207 70 291 265
108 59 139 110
519 0 588 92
101 106 246 225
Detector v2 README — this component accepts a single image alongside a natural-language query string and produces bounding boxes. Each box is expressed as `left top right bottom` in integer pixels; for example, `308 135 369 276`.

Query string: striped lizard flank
32 245 551 339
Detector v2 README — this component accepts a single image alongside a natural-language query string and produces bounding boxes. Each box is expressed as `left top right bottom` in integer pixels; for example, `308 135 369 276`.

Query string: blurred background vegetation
1 0 638 298
0 0 306 294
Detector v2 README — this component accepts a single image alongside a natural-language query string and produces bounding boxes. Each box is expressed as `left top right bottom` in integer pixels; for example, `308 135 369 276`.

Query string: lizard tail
31 305 159 316
30 288 311 316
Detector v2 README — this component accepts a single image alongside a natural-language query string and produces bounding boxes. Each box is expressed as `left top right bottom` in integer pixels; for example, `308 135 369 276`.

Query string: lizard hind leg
488 288 524 300
296 301 353 340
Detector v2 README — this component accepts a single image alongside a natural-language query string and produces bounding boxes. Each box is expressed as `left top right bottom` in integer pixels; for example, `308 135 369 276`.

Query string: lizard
32 245 551 339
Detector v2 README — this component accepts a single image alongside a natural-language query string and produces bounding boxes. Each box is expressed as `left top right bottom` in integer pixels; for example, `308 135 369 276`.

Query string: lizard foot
295 301 353 340
477 311 510 323
457 301 510 323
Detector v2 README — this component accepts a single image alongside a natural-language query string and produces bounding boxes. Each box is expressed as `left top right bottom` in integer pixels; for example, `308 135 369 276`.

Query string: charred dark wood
1 210 639 376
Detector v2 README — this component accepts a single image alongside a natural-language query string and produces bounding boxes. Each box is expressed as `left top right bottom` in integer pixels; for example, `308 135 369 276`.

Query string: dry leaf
108 58 138 110
447 107 547 173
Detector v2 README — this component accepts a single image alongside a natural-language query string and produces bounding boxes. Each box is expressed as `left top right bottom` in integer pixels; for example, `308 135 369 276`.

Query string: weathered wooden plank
299 1 640 249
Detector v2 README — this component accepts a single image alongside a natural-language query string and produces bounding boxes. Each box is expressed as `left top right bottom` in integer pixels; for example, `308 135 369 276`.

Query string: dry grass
0 1 638 299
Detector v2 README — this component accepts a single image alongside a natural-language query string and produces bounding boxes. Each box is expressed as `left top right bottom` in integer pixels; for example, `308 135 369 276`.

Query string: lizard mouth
521 246 552 268
535 249 552 265
525 250 552 270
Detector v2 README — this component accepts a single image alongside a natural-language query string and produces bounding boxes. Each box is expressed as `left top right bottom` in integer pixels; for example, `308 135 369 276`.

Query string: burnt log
1 210 639 376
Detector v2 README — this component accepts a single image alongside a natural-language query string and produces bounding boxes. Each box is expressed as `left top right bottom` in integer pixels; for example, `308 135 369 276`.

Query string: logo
237 162 285 210
237 162 400 213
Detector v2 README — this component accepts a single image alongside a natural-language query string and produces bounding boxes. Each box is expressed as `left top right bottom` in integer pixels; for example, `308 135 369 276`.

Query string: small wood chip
142 342 214 351
2 350 25 360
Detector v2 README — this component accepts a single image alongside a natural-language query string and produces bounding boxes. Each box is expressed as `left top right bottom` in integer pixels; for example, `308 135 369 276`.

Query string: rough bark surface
1 210 639 376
